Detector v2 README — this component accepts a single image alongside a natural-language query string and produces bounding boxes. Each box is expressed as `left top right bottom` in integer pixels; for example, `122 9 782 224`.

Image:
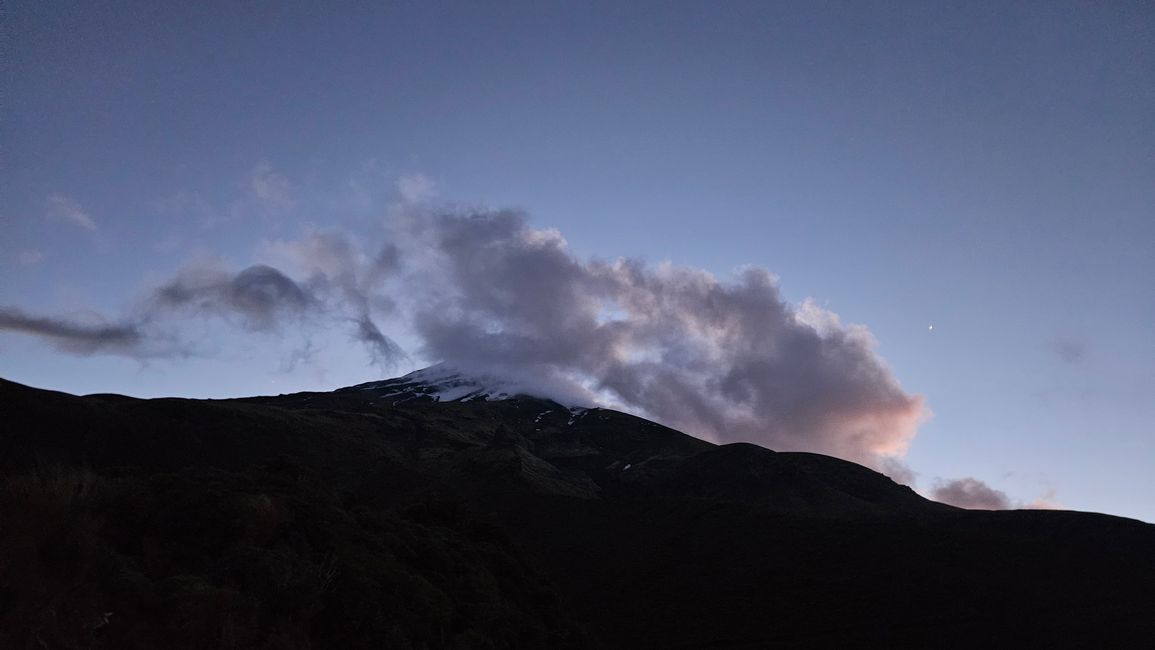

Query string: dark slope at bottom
2 378 1152 648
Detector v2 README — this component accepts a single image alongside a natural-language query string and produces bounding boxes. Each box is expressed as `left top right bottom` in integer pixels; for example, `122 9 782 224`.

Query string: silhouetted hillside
2 374 1153 648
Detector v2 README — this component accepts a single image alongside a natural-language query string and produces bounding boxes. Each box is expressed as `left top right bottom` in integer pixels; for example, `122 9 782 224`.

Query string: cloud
930 477 1066 511
354 314 405 366
400 209 926 468
877 457 917 486
155 164 299 228
0 236 406 368
154 191 224 229
930 477 1012 510
45 194 97 231
0 306 141 355
257 231 404 365
1023 487 1063 510
0 261 321 358
397 173 436 204
150 261 314 331
245 161 296 215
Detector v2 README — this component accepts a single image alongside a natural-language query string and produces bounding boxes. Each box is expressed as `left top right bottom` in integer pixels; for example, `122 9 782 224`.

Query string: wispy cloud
258 231 404 364
244 161 295 216
2 239 406 369
155 163 297 229
154 191 223 229
1025 488 1063 510
45 193 97 231
0 306 140 355
396 173 436 204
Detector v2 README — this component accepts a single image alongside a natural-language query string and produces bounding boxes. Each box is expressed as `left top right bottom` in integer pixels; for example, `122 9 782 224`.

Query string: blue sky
3 1 1153 521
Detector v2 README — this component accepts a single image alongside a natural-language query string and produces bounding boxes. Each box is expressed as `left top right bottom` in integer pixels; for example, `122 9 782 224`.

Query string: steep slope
2 373 1153 648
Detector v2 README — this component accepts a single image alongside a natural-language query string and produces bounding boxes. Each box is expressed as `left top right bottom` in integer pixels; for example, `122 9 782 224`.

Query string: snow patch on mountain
338 363 593 407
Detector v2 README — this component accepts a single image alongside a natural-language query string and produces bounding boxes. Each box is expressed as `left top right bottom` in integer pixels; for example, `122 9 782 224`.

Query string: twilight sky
2 1 1153 521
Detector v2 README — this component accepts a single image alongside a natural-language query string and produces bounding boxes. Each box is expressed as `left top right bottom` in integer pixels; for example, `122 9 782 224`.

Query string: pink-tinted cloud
1024 488 1064 510
931 477 1012 510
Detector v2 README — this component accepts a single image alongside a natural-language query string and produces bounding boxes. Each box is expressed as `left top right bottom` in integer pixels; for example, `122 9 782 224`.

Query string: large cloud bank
399 210 925 466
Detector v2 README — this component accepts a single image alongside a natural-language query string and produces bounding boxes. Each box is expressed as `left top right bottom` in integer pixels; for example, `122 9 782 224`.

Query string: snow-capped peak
338 363 557 405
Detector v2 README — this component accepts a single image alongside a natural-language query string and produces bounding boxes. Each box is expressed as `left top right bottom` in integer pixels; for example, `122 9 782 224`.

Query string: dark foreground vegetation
2 377 1153 648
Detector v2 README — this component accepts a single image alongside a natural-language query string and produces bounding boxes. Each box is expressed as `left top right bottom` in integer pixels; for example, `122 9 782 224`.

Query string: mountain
333 364 574 405
2 369 1153 649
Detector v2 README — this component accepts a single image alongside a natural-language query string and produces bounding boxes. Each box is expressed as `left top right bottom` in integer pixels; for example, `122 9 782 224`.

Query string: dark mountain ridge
2 371 1153 648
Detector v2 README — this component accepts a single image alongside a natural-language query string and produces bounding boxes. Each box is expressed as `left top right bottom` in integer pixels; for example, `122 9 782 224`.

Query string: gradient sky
3 1 1153 521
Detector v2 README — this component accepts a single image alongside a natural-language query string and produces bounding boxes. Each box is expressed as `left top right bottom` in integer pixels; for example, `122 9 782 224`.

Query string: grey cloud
0 264 315 359
931 477 1012 510
259 232 404 365
354 315 405 366
404 209 926 468
152 263 313 331
0 306 141 355
1 234 404 367
148 251 403 366
877 458 917 486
